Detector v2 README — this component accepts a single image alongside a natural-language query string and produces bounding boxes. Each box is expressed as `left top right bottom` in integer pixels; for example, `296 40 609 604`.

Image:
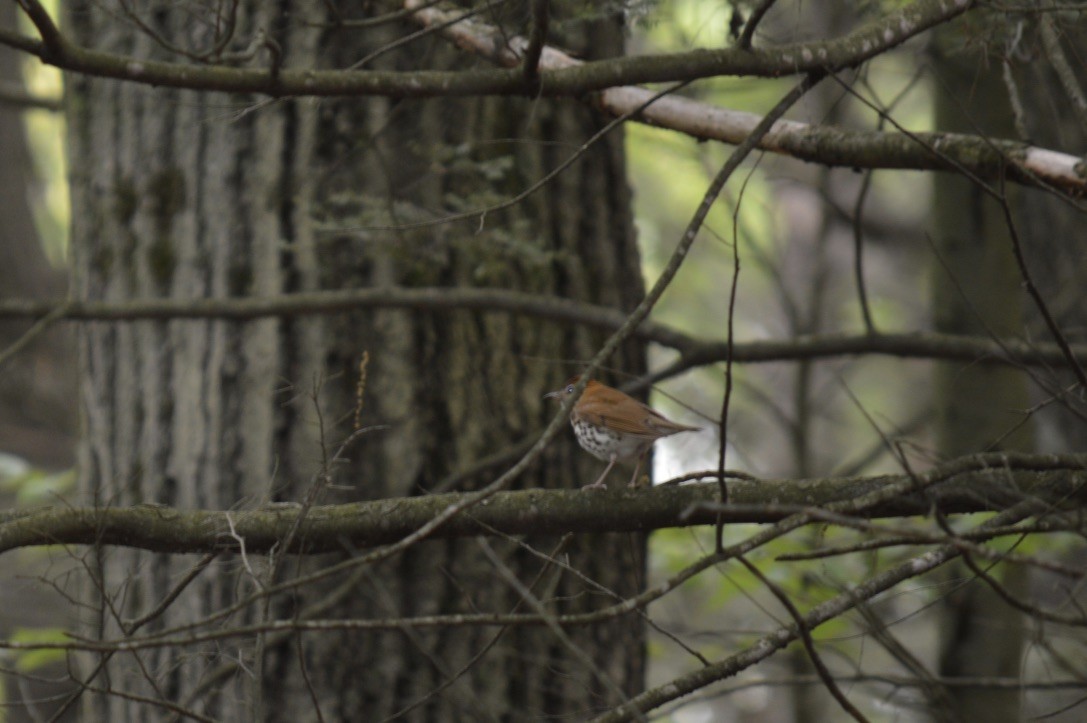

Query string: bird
545 376 699 490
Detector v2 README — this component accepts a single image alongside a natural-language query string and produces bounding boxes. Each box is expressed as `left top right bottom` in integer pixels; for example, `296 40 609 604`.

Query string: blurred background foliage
17 0 66 265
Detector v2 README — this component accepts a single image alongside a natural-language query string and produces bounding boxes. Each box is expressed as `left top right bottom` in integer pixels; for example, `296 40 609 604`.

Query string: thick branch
406 0 1085 193
4 0 972 98
0 289 689 348
1 290 1085 369
1 454 1084 555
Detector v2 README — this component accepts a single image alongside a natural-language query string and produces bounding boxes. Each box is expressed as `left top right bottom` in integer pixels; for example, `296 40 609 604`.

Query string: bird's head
544 375 585 401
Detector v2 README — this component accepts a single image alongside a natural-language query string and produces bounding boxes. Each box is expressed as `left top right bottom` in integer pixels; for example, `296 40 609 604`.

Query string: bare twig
589 502 1044 722
738 555 870 722
379 535 574 722
738 0 780 49
49 553 220 721
995 175 1087 391
715 152 765 551
521 0 549 92
479 540 644 720
0 301 71 371
1039 15 1087 133
349 0 510 69
1001 59 1032 141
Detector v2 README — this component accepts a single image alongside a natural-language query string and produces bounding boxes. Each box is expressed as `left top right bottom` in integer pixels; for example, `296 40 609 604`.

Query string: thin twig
738 0 780 49
589 502 1043 722
478 539 646 721
996 174 1087 391
716 154 763 551
1039 15 1087 133
349 0 510 69
315 0 444 29
380 535 574 722
1000 59 1032 141
0 302 70 371
851 169 877 334
738 555 870 722
48 553 219 721
521 0 549 92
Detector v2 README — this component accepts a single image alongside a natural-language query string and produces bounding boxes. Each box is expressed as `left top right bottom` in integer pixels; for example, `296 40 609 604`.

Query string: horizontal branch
601 92 1085 193
4 0 970 98
715 673 1087 692
1 289 1084 369
407 0 1085 192
1 453 1083 556
0 80 62 111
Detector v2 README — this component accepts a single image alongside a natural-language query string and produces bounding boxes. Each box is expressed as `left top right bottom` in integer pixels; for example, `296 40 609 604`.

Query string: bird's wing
643 409 700 436
577 391 692 439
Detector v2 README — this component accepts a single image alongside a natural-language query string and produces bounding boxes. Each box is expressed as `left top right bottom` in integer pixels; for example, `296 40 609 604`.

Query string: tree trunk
68 2 645 720
68 2 292 716
931 27 1030 723
994 17 1087 720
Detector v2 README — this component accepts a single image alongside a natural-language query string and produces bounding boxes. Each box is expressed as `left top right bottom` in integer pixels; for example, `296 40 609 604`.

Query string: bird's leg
627 455 645 488
583 455 617 490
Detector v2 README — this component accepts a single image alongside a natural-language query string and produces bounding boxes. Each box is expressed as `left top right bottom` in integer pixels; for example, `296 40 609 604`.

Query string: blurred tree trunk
779 3 855 720
0 3 77 718
1000 16 1087 719
68 2 645 720
1011 16 1087 452
931 25 1030 723
0 0 75 469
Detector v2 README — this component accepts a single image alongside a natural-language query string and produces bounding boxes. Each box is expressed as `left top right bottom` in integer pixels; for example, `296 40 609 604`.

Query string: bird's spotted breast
572 418 650 462
548 377 699 489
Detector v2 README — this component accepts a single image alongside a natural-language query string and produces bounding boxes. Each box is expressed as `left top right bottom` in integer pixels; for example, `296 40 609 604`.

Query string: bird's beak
543 390 561 401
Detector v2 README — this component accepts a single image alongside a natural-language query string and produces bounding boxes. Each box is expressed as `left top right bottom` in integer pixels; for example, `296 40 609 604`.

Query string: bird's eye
566 385 575 394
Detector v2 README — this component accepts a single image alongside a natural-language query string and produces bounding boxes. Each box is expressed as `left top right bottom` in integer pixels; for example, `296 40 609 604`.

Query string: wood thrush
545 377 699 489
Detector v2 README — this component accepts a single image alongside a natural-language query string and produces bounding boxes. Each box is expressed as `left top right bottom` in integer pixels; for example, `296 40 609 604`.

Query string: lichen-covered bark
69 2 644 720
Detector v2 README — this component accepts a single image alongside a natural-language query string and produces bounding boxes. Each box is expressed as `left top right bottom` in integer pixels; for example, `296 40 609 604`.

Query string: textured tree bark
67 2 293 717
931 26 1030 723
68 2 645 720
